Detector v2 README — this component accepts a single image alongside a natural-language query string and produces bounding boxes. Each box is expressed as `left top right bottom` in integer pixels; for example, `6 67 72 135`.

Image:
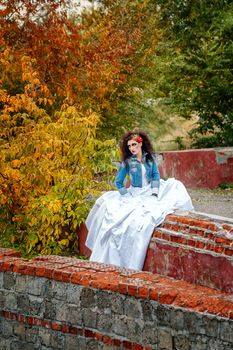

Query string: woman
85 130 193 270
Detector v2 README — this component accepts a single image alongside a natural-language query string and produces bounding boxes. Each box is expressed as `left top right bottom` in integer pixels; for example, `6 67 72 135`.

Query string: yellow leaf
59 239 69 246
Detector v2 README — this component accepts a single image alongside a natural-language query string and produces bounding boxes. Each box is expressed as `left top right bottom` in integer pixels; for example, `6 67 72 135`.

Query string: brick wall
158 147 233 188
0 248 233 350
144 213 233 293
78 213 233 293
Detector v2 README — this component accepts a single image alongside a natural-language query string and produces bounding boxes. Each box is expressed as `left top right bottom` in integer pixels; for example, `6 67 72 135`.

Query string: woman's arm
115 162 129 195
151 158 160 195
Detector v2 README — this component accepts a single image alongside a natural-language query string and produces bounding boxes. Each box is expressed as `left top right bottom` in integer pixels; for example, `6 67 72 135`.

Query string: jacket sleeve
115 162 129 195
151 157 160 193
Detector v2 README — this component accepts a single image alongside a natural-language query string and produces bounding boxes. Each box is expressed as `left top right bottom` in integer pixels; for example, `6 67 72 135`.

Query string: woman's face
127 138 142 156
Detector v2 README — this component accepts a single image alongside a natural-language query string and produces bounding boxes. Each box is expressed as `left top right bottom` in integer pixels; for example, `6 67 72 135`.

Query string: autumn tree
1 0 158 112
85 0 161 139
0 0 159 256
0 50 117 255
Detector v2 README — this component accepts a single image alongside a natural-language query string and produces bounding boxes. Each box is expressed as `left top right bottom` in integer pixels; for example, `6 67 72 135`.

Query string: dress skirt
85 178 194 270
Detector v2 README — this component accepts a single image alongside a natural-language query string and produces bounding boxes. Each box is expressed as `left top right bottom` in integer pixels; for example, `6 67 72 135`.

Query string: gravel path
187 188 233 219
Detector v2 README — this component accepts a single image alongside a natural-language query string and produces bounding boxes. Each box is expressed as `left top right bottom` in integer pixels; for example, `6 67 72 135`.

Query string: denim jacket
115 153 160 195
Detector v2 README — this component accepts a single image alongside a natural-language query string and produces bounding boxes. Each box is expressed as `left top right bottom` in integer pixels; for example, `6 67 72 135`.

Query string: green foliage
173 136 185 150
219 182 233 189
152 0 233 148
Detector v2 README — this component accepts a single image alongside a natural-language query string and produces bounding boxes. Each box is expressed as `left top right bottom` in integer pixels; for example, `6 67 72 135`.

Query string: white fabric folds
85 178 194 270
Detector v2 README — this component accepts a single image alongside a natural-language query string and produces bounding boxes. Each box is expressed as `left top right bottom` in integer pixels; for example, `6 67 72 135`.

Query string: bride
85 130 193 270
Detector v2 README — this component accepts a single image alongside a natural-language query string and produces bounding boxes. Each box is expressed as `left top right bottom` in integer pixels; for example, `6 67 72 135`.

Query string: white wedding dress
85 171 193 270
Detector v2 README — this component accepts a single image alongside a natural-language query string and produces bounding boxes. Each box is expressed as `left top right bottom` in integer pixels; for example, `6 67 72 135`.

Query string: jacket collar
131 152 147 162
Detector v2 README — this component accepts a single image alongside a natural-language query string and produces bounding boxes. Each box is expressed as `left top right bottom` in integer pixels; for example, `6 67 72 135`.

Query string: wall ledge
0 249 232 319
1 246 233 349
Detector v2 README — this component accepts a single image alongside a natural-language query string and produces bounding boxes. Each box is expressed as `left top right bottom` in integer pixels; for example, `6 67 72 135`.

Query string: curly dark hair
120 130 155 162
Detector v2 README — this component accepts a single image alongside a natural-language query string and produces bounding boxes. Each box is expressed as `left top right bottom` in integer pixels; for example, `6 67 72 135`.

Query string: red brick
113 338 122 347
137 286 149 299
170 236 179 243
222 224 233 231
149 288 159 301
71 272 87 284
159 289 178 304
51 322 62 331
32 318 42 326
80 275 92 286
41 319 51 329
123 340 133 349
195 297 233 319
195 241 205 249
133 273 159 283
85 329 94 338
93 274 112 290
205 243 213 251
162 223 172 230
70 326 78 335
0 248 20 257
174 292 202 309
174 217 193 225
34 266 46 277
193 219 205 227
128 284 138 296
5 311 16 320
11 261 24 273
163 222 175 230
53 270 63 281
153 231 161 238
214 246 225 254
208 223 219 232
215 237 231 245
161 233 170 241
2 259 19 271
43 267 54 279
27 316 34 325
14 262 35 275
61 324 69 333
95 332 103 341
180 237 187 245
108 281 120 292
186 239 196 247
118 282 128 294
77 328 84 336
189 228 198 235
195 229 205 237
90 278 101 289
225 248 233 256
205 232 214 240
103 335 113 345
165 214 177 221
61 271 72 283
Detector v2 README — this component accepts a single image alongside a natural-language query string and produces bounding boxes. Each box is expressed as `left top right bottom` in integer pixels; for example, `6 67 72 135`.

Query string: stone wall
0 248 233 350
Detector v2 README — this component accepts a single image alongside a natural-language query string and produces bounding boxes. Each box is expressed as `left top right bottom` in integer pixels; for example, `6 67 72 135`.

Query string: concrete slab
187 188 233 219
